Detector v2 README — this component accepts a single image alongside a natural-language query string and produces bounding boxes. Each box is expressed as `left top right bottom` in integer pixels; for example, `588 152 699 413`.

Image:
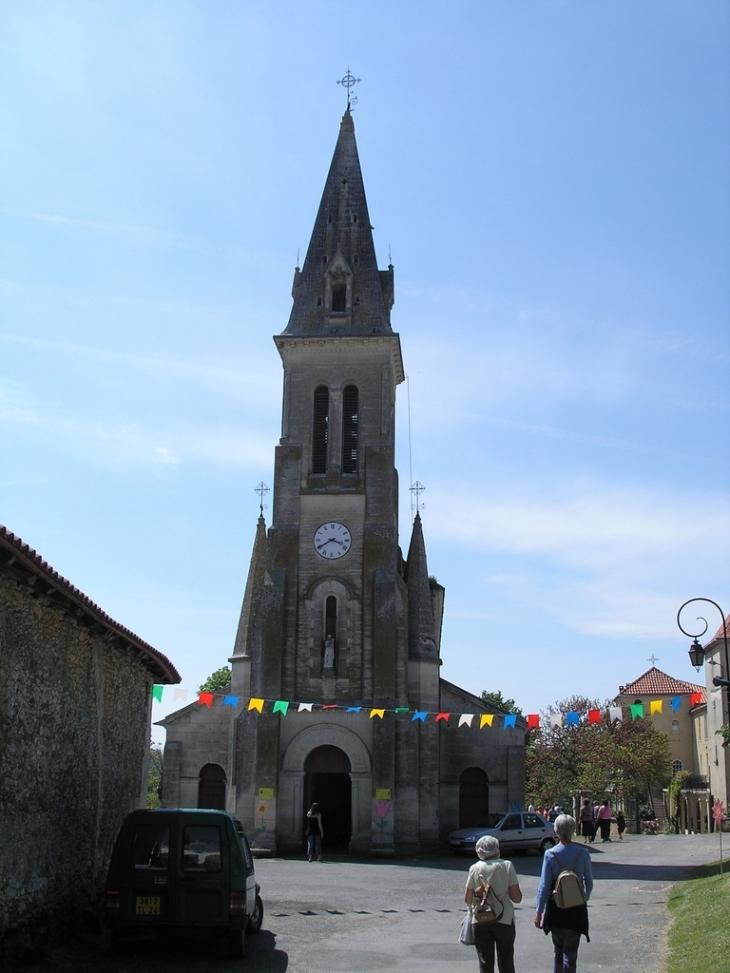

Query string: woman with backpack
464 835 523 973
534 813 593 973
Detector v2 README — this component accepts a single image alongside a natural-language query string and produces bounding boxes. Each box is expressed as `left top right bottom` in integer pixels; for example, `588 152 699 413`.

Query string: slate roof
0 524 180 684
618 666 705 701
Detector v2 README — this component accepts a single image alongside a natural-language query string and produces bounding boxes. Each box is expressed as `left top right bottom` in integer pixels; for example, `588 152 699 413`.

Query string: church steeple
285 110 394 337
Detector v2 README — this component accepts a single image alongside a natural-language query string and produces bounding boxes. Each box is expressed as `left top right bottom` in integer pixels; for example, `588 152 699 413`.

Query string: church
159 106 526 856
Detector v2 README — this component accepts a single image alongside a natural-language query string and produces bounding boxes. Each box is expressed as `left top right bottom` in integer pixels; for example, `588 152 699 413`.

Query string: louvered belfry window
312 385 329 474
342 385 359 474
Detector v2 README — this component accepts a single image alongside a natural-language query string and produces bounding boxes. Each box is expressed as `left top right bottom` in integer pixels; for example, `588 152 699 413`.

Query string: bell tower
254 107 405 710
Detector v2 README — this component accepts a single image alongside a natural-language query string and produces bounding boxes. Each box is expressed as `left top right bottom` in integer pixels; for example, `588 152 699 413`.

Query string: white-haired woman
464 835 523 973
534 813 593 973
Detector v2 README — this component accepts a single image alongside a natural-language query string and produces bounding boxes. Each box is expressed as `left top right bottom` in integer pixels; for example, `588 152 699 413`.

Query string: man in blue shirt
534 814 594 972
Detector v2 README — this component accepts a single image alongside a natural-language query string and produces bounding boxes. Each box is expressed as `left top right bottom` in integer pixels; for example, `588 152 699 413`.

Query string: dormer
323 251 354 324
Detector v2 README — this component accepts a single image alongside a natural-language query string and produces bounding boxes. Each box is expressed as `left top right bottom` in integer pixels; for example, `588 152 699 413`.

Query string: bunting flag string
151 685 706 731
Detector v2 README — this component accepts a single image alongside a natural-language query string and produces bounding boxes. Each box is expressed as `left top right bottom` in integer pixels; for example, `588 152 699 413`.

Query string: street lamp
677 598 730 705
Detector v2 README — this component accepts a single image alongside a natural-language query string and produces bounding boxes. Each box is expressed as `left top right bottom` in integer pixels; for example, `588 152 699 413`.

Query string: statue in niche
323 634 335 669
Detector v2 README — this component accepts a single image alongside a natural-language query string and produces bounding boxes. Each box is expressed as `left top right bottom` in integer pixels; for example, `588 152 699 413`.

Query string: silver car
447 811 557 855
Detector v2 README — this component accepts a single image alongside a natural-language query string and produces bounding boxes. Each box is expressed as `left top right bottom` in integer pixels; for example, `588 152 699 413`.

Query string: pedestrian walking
596 800 612 842
535 813 593 973
616 810 626 840
464 835 523 973
578 799 593 843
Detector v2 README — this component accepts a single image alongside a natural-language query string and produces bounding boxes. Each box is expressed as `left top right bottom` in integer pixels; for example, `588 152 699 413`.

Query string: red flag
588 709 601 725
527 714 540 729
198 693 214 708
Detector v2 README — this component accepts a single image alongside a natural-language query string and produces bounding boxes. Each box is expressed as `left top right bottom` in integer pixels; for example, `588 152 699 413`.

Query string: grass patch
666 862 730 973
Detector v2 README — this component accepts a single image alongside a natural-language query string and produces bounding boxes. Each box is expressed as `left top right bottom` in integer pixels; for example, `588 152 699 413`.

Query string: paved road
36 833 719 972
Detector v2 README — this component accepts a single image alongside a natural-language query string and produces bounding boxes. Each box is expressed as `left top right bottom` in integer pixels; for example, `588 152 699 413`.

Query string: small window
312 386 329 474
332 281 346 312
131 825 170 871
672 760 684 775
342 385 358 473
671 719 680 734
183 826 222 872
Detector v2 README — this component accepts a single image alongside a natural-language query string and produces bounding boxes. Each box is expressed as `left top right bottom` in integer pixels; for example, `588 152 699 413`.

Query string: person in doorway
306 803 324 862
596 800 613 842
535 813 593 973
464 835 523 973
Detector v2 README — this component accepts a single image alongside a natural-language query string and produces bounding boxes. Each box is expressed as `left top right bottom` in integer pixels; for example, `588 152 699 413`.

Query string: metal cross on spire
410 480 426 517
254 481 270 515
337 68 360 111
648 653 660 666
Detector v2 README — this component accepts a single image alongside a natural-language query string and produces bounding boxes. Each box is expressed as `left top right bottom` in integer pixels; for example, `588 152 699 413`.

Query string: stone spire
229 513 268 694
405 513 443 661
284 110 394 337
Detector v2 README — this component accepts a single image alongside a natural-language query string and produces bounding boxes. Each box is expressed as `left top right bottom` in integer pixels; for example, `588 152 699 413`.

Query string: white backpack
551 849 586 909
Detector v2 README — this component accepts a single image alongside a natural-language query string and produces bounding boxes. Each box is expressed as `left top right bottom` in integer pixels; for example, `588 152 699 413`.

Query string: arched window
312 385 329 474
672 760 684 775
342 385 358 474
671 719 680 734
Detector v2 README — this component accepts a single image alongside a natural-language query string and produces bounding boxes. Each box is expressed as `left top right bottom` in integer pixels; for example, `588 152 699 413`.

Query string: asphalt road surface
35 833 719 973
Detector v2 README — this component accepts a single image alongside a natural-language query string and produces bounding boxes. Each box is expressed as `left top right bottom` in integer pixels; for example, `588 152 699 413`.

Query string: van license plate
135 896 161 916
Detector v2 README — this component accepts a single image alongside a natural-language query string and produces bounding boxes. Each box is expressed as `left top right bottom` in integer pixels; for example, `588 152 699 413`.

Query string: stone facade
160 110 526 855
0 526 179 957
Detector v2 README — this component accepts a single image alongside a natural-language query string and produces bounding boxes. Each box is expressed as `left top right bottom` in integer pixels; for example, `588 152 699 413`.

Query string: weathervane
254 481 270 515
337 68 360 111
410 480 426 517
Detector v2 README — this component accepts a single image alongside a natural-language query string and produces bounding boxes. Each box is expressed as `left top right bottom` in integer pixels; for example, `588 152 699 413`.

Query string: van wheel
247 895 263 934
229 929 244 959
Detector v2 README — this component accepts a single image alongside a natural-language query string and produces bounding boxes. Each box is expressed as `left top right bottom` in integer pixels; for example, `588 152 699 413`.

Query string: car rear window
183 825 222 872
131 825 170 871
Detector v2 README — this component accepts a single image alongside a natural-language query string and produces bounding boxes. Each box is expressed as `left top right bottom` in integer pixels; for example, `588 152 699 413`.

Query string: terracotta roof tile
618 666 705 701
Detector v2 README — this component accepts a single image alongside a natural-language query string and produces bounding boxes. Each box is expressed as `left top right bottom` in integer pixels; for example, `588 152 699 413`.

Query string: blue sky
2 1 729 741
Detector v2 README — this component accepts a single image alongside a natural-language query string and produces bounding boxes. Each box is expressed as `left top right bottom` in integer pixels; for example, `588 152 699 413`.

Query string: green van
104 808 262 957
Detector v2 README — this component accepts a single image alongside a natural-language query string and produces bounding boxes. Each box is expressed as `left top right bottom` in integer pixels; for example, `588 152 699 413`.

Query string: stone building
160 109 526 856
617 666 707 831
0 525 179 955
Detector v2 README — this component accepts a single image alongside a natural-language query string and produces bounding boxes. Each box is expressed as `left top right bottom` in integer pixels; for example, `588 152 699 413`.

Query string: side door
234 819 257 919
497 813 524 851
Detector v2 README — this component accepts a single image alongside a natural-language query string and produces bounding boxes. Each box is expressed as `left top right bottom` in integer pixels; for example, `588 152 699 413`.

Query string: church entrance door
304 745 352 852
458 768 489 828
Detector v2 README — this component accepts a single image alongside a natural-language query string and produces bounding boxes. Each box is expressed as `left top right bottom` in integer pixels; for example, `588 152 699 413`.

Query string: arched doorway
304 745 352 851
198 763 226 809
459 768 489 828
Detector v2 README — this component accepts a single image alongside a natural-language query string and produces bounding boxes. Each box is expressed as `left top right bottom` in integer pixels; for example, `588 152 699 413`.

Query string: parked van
104 808 262 957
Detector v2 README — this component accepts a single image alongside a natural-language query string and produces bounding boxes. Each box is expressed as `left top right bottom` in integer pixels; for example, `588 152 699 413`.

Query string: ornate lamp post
677 598 730 707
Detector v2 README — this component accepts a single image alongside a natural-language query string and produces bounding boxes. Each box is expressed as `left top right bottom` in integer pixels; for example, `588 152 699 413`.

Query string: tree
525 696 672 811
199 666 232 694
147 745 163 808
480 689 523 718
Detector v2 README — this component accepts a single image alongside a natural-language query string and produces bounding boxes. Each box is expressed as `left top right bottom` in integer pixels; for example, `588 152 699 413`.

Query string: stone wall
0 535 178 959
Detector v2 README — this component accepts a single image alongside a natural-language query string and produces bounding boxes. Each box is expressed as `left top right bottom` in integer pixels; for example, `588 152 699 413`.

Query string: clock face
314 522 352 559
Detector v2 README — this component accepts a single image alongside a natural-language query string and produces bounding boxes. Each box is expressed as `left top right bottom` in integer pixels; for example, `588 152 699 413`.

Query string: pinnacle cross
254 482 270 515
337 68 360 111
410 480 426 517
648 653 660 666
